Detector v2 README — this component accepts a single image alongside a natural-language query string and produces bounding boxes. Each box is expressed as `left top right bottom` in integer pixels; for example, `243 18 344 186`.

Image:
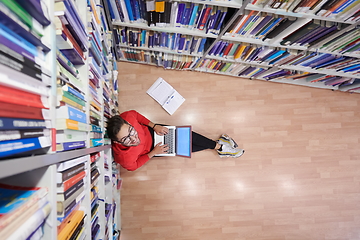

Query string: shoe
217 143 245 158
218 134 238 148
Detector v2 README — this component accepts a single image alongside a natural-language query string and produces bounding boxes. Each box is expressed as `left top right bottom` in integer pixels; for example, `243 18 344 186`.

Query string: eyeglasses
117 125 136 145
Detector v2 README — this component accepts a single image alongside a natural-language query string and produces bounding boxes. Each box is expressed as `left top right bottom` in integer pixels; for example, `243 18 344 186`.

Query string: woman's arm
148 122 169 136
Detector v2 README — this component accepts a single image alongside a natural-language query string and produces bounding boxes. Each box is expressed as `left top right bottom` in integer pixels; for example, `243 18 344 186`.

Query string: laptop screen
176 126 191 157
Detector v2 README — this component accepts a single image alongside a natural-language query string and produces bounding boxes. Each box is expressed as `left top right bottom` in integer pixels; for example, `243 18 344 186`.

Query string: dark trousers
148 126 217 152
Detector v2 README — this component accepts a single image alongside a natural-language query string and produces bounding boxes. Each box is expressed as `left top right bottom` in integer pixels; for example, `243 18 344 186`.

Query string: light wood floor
116 62 360 240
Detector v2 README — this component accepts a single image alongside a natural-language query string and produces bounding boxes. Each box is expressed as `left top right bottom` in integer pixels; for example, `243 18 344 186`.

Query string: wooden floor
116 62 360 240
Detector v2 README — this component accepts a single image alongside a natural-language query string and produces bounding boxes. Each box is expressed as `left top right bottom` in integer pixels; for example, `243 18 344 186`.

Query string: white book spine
109 0 121 21
6 202 51 240
57 155 88 172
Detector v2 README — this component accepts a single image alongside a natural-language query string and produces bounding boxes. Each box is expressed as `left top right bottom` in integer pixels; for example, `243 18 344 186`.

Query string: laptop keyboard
164 129 175 154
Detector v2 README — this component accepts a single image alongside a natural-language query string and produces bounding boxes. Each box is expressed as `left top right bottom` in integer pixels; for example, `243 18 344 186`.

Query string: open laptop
153 126 192 157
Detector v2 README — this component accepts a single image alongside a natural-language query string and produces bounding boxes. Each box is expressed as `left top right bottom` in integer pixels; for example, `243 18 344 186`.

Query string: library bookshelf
110 0 360 94
0 0 120 240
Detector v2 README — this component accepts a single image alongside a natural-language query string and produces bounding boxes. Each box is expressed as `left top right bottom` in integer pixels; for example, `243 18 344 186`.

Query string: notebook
153 126 192 157
146 77 185 115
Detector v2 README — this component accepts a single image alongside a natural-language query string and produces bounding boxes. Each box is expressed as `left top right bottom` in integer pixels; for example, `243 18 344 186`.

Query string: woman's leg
192 131 219 152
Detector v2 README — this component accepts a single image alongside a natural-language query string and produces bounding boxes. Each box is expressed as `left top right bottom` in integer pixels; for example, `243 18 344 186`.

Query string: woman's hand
148 142 169 158
154 125 169 136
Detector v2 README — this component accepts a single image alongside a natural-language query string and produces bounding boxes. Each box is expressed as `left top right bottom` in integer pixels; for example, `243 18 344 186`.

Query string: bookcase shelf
194 67 338 90
173 0 243 8
0 145 111 180
120 44 204 57
221 35 308 50
113 21 220 38
111 0 360 93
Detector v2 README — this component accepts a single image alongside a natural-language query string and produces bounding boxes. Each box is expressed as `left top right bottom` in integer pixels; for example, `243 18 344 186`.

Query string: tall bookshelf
110 0 360 93
0 0 121 239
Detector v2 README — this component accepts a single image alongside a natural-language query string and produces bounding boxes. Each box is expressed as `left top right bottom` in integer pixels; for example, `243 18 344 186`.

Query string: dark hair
106 115 127 141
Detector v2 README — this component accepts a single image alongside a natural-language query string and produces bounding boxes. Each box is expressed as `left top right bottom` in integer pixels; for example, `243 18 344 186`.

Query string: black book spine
0 44 42 72
60 163 85 182
63 179 85 200
0 53 42 82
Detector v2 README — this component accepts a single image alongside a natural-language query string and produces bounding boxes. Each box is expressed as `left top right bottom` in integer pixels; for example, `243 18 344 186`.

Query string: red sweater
112 110 153 171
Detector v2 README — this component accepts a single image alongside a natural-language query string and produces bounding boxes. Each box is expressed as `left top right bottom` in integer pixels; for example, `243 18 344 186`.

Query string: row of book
109 0 232 35
0 152 121 240
250 0 360 21
57 155 88 240
117 47 201 70
90 153 101 239
113 12 360 58
88 1 109 149
0 183 51 240
55 0 89 153
208 41 360 75
103 154 115 239
54 0 119 152
194 58 360 88
225 11 359 51
0 0 52 159
114 27 209 54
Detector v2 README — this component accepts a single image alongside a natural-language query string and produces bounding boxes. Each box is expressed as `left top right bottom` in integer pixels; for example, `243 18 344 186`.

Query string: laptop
153 126 192 157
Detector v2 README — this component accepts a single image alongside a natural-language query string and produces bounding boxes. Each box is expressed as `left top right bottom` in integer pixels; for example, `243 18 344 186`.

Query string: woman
106 110 244 171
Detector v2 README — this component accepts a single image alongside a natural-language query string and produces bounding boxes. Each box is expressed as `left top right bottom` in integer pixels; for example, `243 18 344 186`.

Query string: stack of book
0 0 52 159
207 41 360 74
194 58 360 87
88 0 116 148
114 26 208 55
90 156 101 239
57 156 87 240
0 183 50 240
55 0 89 152
250 0 360 22
108 0 148 24
110 0 232 35
104 202 112 238
117 47 201 69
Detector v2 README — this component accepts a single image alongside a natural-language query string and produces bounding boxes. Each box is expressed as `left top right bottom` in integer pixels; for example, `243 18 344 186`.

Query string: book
0 8 49 52
56 105 87 124
90 138 104 147
56 140 86 152
0 183 48 228
58 210 84 240
56 118 88 131
0 101 50 120
1 201 51 240
0 117 50 130
56 187 85 216
0 48 49 83
15 0 51 26
0 129 49 142
57 163 86 184
56 129 87 143
146 77 185 115
0 84 49 109
281 21 319 45
57 155 88 172
1 0 44 37
54 1 87 51
0 136 51 158
69 215 85 240
0 64 49 98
